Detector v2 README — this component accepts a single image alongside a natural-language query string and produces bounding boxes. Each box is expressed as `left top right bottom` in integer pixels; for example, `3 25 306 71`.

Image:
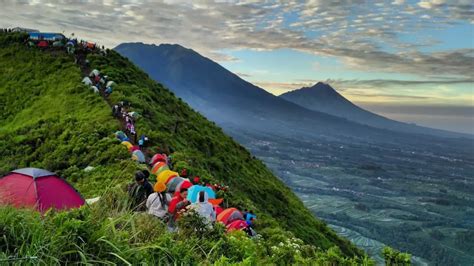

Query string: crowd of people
82 69 115 96
127 165 257 236
112 102 143 144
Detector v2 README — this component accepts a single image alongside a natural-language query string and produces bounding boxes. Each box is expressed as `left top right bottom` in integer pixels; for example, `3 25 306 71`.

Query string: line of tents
26 32 99 52
116 132 255 232
0 34 256 235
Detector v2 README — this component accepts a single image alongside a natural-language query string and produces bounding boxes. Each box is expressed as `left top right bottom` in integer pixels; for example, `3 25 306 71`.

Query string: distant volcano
280 82 465 137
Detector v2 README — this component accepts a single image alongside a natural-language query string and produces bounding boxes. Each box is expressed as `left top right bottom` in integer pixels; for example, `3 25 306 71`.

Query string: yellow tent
121 141 133 150
157 170 178 184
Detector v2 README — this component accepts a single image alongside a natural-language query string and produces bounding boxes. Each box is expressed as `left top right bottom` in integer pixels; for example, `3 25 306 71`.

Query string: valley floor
232 130 474 265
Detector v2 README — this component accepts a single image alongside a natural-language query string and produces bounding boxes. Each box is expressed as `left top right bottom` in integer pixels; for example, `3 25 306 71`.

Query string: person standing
127 171 153 211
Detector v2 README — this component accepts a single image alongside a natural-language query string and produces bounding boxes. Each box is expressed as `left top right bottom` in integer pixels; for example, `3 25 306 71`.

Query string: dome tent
150 153 167 166
217 208 244 225
0 168 85 213
187 185 216 203
131 150 146 163
151 161 169 175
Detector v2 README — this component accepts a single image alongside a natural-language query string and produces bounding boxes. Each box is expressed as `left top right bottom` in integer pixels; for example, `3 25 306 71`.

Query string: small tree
382 246 411 265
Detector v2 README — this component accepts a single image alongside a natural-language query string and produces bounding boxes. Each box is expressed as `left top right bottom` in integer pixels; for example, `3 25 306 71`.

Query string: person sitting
105 86 112 96
146 182 172 222
246 211 256 227
190 191 216 224
168 187 191 221
127 171 154 212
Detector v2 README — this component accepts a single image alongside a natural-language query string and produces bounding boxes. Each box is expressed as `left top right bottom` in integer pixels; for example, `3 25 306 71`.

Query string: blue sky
0 0 472 133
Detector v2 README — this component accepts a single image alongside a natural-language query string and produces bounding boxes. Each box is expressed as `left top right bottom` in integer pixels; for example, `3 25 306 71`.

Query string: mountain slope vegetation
0 32 370 264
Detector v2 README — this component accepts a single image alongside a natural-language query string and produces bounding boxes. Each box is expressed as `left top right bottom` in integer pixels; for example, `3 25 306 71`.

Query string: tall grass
0 188 376 265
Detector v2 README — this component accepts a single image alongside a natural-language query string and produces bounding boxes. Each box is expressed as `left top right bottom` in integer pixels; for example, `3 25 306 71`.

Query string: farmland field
232 130 474 265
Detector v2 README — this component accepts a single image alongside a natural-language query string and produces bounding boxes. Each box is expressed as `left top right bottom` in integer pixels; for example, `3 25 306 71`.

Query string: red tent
226 219 248 232
150 153 167 166
217 207 244 225
37 40 49 47
129 145 140 152
0 168 85 213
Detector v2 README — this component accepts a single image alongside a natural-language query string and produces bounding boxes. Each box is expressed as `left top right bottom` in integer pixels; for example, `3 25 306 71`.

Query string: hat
135 171 146 181
154 182 166 193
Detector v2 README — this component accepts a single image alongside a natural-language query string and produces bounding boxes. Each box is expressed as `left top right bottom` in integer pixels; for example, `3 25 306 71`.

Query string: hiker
94 75 101 85
105 86 112 96
243 210 257 236
180 168 188 179
190 191 216 224
129 123 136 136
168 186 191 221
138 135 148 150
126 121 133 133
119 100 130 108
127 171 153 211
242 209 249 220
146 182 172 222
112 104 120 117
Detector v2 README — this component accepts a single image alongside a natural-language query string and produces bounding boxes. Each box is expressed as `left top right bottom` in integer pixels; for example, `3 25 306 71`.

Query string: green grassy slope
0 32 362 261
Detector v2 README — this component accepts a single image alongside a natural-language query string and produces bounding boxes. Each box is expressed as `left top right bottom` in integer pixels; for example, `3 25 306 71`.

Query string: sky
1 0 473 133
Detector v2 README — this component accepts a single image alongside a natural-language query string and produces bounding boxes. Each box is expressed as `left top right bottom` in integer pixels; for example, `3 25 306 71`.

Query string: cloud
323 78 474 87
0 0 472 80
344 92 434 100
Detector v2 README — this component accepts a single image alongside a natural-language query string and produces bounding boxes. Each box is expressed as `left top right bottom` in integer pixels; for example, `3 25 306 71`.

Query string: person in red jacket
168 187 190 221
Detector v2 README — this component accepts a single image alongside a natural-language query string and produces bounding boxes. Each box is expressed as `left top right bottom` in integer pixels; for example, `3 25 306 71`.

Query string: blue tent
132 150 146 163
187 185 216 203
115 131 128 141
29 32 66 42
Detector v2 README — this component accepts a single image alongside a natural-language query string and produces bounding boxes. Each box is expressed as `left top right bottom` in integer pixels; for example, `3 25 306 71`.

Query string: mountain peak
308 82 338 94
157 43 188 51
281 81 341 99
